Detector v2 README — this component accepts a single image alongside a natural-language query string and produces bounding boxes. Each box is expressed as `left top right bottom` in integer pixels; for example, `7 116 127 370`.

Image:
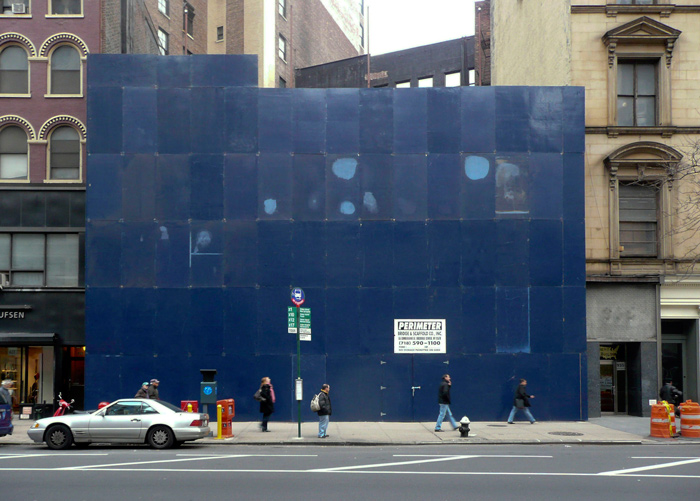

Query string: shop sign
394 319 446 354
600 346 620 360
0 311 25 319
0 305 31 319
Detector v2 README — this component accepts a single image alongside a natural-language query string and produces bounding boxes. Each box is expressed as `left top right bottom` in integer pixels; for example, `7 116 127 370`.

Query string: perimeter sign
394 319 446 354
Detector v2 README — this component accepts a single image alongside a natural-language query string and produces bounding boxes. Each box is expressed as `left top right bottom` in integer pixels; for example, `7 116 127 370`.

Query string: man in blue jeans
435 374 459 432
316 384 332 438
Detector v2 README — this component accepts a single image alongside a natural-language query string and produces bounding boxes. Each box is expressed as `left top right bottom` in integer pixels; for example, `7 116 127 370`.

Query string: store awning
0 333 58 346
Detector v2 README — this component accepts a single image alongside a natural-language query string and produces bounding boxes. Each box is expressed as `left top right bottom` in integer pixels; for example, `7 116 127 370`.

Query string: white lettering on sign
0 311 25 319
394 319 446 354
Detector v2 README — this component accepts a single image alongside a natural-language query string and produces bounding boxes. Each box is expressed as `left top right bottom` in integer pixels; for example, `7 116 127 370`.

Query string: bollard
217 404 222 439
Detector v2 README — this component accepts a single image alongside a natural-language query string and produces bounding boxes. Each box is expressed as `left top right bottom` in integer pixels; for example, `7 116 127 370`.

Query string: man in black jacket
659 379 682 415
317 384 332 438
434 374 459 432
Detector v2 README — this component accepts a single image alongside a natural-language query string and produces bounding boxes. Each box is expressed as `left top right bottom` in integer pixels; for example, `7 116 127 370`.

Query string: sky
367 0 477 55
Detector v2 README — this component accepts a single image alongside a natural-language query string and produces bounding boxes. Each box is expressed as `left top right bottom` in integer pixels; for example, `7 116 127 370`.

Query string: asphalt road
2 444 699 500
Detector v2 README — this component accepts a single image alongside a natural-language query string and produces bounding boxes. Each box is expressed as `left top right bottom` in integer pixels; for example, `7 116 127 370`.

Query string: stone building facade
491 0 700 417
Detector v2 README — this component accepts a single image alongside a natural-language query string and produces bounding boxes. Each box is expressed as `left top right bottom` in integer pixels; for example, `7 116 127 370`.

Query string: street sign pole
290 287 305 439
296 304 301 439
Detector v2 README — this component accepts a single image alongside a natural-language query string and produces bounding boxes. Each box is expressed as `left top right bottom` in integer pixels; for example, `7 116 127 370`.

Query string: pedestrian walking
135 381 150 398
507 378 536 424
316 384 332 438
258 377 275 432
147 379 160 400
434 374 459 432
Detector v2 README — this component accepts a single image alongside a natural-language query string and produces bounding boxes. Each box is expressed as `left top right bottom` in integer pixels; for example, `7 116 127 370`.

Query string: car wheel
147 425 174 449
46 424 73 450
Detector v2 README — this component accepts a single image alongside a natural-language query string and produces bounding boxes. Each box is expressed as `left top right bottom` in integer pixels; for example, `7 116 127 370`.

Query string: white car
28 399 210 450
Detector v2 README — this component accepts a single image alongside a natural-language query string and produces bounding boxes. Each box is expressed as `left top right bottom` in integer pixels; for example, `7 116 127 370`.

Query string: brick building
294 37 475 89
104 0 364 88
0 0 100 411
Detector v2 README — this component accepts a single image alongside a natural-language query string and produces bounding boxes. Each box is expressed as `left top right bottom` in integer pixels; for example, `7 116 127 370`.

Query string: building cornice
572 4 700 18
586 126 700 138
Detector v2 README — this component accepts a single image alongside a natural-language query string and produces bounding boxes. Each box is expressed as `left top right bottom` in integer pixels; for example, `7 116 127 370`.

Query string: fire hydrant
458 416 471 437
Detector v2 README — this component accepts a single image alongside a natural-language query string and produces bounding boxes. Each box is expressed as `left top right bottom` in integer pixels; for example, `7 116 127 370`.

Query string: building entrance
661 319 698 402
600 344 628 414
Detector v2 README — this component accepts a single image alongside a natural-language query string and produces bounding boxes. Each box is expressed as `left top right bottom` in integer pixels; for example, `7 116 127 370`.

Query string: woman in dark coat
259 377 275 432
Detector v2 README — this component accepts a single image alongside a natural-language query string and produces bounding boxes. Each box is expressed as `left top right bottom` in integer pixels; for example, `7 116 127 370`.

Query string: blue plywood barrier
85 55 587 421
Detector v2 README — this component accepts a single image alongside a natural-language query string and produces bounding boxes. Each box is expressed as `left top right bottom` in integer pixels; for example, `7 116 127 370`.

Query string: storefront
587 281 659 417
0 292 85 413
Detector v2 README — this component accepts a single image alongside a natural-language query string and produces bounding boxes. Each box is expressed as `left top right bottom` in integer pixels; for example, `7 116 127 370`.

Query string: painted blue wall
86 55 587 422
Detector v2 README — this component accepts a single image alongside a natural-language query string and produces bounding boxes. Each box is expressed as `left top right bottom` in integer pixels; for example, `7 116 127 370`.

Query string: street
2 444 699 500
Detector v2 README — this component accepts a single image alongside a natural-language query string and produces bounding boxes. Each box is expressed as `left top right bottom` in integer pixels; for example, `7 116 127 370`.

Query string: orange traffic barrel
678 400 700 438
650 402 675 438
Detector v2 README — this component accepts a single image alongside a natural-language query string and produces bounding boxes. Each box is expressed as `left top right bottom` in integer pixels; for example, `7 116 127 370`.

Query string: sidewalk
4 416 699 446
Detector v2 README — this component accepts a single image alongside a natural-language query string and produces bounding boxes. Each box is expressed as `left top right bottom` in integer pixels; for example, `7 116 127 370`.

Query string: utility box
200 369 218 405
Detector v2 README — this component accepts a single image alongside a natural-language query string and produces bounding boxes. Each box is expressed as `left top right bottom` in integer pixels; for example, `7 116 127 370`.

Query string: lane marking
308 455 478 472
60 454 255 470
0 453 108 459
176 454 318 457
631 457 700 460
393 455 552 458
0 468 698 479
599 458 700 476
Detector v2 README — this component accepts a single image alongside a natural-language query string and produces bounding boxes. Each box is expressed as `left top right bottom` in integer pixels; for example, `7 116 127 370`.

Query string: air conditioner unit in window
12 3 27 14
0 273 9 289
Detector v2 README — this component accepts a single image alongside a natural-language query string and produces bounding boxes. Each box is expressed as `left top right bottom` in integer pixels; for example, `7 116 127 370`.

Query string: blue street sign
291 287 305 306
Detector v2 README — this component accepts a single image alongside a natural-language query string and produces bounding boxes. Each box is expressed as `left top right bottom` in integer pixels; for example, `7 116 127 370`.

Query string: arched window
0 126 28 180
50 45 80 95
0 45 29 94
49 126 80 180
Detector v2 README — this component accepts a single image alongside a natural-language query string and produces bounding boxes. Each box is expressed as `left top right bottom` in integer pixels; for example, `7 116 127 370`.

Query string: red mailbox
180 400 199 412
217 398 235 438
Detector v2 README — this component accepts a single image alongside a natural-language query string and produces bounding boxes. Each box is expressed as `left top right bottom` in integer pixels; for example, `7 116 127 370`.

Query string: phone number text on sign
394 319 446 354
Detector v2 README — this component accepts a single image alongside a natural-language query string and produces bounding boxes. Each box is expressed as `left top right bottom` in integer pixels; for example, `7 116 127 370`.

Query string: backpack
310 392 321 412
253 388 265 402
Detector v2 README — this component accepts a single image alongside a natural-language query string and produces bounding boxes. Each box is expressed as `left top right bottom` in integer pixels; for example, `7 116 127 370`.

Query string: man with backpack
314 384 332 438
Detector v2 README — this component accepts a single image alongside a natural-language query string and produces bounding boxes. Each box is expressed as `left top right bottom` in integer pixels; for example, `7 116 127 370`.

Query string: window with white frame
158 0 169 16
418 76 433 87
0 233 80 287
158 29 169 55
0 45 29 94
469 69 476 86
50 45 81 95
278 0 286 17
278 34 287 61
395 81 410 88
50 0 81 15
1 0 29 15
444 72 461 87
0 125 28 180
49 126 80 180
